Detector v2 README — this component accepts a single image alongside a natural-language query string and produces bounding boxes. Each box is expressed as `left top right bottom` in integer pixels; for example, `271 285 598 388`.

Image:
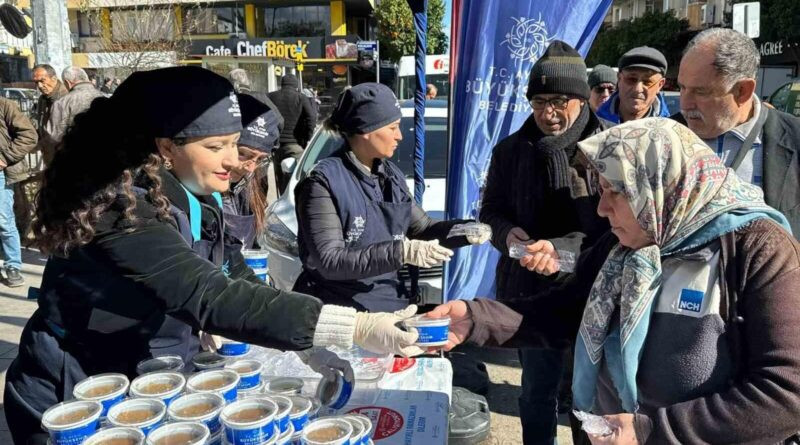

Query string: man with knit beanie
588 64 617 112
481 40 609 444
596 46 671 126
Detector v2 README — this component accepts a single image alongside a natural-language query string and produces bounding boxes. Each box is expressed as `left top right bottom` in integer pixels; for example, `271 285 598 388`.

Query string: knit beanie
588 64 617 88
330 83 402 134
527 40 590 100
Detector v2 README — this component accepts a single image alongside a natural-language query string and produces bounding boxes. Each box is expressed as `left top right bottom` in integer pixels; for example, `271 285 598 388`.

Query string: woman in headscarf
428 117 800 444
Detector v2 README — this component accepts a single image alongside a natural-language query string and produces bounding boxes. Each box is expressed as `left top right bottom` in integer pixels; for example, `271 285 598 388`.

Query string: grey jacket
45 82 104 144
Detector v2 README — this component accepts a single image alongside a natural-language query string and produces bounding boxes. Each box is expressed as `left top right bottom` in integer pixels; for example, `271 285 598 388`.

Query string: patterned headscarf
572 117 790 413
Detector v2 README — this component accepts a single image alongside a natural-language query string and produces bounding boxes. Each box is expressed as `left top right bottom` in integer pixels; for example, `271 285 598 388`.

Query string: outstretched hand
425 300 473 352
519 240 560 275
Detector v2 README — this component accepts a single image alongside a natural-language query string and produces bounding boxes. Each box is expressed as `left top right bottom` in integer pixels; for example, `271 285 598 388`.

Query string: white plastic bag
573 410 614 437
508 242 576 273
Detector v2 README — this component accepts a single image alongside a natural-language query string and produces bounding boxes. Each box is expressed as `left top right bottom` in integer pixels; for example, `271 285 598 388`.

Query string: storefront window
184 5 244 35
78 11 102 37
111 8 175 42
259 5 330 37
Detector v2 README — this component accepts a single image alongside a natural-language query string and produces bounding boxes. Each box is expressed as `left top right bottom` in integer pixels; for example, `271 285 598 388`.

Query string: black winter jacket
33 170 322 365
268 85 317 147
238 87 285 136
295 150 469 289
480 112 609 301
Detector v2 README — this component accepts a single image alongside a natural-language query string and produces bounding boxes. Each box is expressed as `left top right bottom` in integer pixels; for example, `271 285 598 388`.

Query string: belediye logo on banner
501 14 552 67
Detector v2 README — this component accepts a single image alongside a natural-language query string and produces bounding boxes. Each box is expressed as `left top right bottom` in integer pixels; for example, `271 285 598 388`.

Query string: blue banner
444 0 612 301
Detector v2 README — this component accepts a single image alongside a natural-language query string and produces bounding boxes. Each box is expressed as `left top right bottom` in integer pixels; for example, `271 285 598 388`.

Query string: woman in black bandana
5 67 424 444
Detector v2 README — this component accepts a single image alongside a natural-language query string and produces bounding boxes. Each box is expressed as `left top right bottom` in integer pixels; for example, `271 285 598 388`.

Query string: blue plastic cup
82 426 144 445
107 398 166 436
72 373 129 419
187 369 240 402
301 418 353 445
221 397 278 445
167 392 225 435
287 395 312 432
242 249 268 269
129 372 186 406
41 400 103 445
145 421 209 445
225 359 263 390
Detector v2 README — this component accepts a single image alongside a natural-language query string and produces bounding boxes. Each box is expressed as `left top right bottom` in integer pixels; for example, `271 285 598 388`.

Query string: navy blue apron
149 188 225 362
294 150 412 312
222 190 257 249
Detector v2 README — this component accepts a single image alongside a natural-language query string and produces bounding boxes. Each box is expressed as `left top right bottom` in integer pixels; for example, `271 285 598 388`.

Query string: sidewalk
0 248 47 444
0 247 575 445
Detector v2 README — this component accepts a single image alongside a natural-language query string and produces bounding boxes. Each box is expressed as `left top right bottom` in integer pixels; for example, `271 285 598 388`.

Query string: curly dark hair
33 97 171 256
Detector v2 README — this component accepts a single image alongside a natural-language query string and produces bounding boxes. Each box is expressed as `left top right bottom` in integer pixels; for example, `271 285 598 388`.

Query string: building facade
0 0 34 86
68 0 377 108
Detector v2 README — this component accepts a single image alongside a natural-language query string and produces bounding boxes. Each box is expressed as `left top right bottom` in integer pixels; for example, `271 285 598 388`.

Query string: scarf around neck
524 104 592 190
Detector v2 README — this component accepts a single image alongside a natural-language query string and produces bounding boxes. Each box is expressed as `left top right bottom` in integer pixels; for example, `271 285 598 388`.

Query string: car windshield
300 116 448 179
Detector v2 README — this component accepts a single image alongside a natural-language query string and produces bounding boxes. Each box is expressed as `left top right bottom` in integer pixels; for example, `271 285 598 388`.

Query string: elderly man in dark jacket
31 65 68 163
480 41 608 444
269 73 317 194
674 28 800 238
0 97 37 287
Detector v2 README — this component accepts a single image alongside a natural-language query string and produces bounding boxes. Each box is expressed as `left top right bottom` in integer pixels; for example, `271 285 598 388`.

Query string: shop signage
760 40 784 57
190 35 360 61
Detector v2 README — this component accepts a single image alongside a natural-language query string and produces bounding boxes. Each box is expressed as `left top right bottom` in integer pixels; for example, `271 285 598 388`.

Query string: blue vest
296 149 412 311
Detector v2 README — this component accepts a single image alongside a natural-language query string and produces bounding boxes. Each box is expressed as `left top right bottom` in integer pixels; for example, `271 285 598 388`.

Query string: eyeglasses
232 154 271 195
620 74 663 89
530 96 572 110
593 85 616 94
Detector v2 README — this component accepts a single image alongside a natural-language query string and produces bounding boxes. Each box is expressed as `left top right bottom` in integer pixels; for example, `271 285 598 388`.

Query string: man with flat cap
481 40 609 444
596 46 671 126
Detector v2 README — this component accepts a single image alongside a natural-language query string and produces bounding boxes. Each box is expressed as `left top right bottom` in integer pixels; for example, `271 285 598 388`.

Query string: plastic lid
302 418 353 445
220 398 277 427
168 392 225 421
82 426 145 445
107 398 166 428
146 421 209 445
136 355 184 375
73 373 129 401
41 400 103 431
191 351 227 369
130 371 185 398
187 369 239 392
404 314 451 327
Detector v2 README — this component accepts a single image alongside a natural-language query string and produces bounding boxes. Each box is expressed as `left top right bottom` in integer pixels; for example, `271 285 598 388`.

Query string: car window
662 94 680 115
300 116 448 179
768 82 793 110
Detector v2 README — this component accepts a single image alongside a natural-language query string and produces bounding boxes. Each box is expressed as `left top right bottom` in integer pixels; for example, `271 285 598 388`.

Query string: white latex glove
353 305 426 357
199 331 222 352
296 348 355 385
403 239 453 268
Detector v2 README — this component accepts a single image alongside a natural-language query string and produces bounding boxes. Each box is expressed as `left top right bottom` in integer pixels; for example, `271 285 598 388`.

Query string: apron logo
678 288 704 313
345 215 366 244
